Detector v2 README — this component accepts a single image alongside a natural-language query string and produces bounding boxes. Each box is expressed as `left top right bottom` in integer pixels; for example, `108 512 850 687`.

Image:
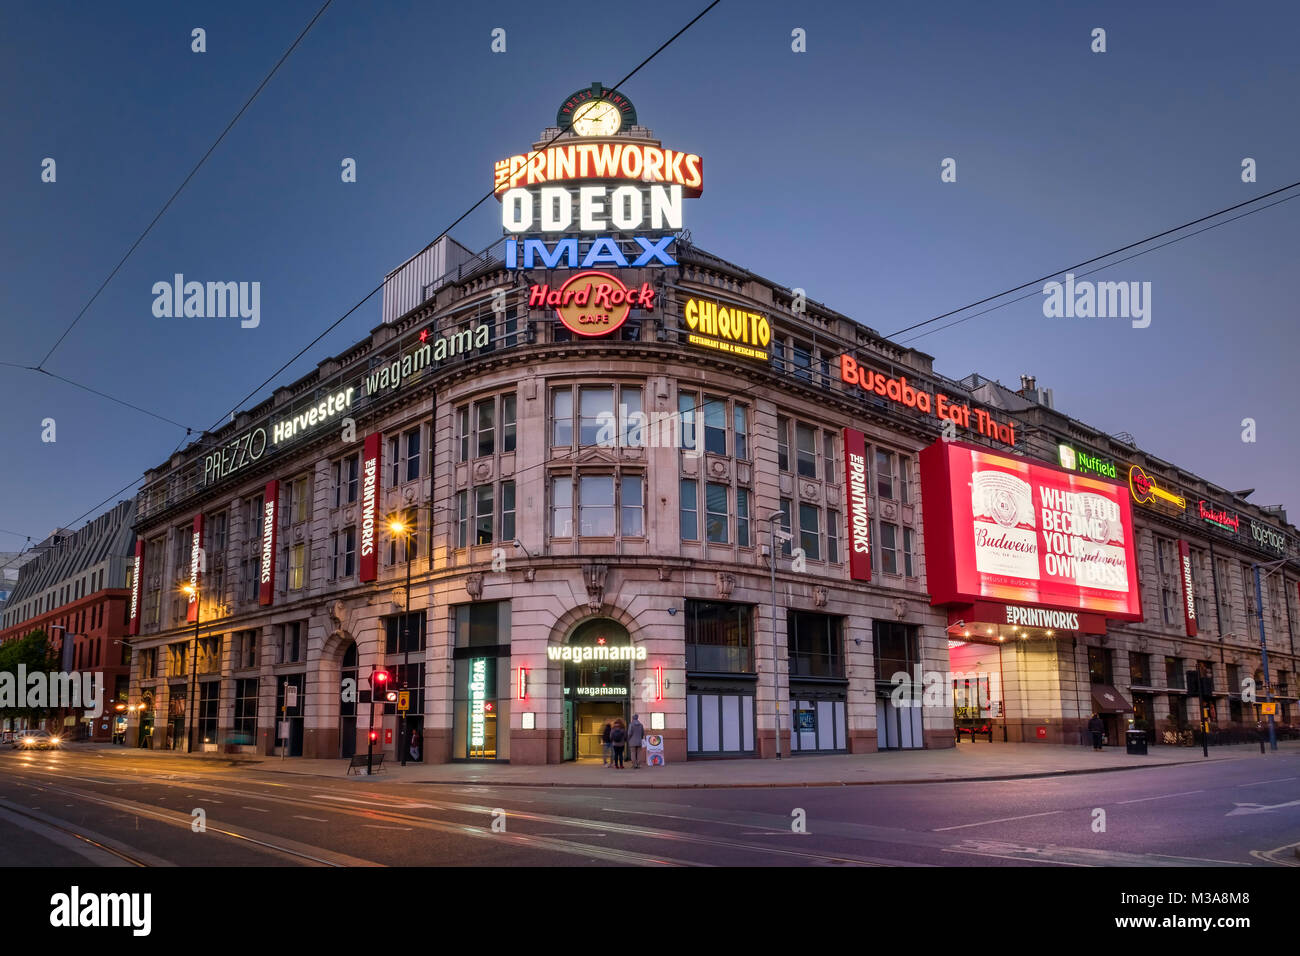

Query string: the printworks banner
259 480 279 606
842 427 871 582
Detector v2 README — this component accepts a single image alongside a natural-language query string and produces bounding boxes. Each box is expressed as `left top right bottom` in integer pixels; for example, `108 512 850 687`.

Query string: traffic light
369 730 378 742
373 669 391 685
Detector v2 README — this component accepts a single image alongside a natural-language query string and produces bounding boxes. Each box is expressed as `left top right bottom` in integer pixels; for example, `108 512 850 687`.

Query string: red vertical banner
259 480 279 606
128 538 144 636
359 432 382 583
843 427 872 581
1178 540 1198 637
186 513 205 623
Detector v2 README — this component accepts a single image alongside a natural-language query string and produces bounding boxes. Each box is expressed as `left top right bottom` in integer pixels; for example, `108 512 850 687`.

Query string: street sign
1260 703 1277 715
286 686 298 708
278 720 290 740
397 691 410 712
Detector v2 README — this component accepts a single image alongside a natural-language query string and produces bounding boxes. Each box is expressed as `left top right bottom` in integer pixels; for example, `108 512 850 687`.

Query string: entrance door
573 701 627 760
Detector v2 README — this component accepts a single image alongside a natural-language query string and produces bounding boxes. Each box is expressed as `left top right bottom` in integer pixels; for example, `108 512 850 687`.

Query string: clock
571 99 622 136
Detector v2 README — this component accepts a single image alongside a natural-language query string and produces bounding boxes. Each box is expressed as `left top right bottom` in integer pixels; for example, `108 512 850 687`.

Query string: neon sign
506 235 675 270
1058 443 1117 479
547 644 646 662
1128 465 1186 510
530 271 654 337
684 297 770 361
493 142 703 197
501 184 682 233
469 658 487 748
1197 500 1239 532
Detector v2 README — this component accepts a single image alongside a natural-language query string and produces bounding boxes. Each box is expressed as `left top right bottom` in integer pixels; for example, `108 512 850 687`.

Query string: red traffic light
369 730 378 741
373 670 390 684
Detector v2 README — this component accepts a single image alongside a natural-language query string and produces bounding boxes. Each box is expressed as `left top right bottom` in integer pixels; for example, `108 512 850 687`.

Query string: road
1 747 1297 867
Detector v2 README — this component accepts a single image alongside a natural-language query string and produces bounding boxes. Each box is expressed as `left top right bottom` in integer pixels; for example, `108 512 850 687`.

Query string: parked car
0 730 14 746
15 730 63 751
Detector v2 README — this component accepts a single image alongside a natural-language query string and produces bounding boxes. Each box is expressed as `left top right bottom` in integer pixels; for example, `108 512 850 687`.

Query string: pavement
70 737 1300 788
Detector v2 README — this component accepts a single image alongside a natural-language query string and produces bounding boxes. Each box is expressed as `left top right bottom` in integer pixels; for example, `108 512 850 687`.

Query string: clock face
571 99 622 136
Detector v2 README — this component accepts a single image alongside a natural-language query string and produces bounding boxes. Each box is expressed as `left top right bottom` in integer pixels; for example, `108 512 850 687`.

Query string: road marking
1226 798 1300 816
1117 789 1204 804
1250 841 1300 867
1236 777 1299 788
361 825 412 831
241 807 270 813
600 807 781 832
315 794 437 810
293 815 329 822
933 810 1062 831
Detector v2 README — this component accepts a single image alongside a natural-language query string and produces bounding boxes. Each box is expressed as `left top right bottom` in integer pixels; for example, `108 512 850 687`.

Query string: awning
1092 684 1132 713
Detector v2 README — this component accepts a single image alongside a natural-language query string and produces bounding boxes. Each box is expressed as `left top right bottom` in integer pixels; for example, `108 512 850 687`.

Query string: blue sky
2 0 1297 546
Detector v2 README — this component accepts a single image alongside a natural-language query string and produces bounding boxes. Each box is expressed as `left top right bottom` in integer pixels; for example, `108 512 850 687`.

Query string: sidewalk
77 739 1300 788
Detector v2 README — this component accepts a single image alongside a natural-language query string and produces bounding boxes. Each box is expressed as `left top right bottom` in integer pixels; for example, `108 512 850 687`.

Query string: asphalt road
1 747 1297 867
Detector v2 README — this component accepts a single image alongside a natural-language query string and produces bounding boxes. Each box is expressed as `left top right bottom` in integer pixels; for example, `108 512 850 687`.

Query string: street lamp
180 582 200 754
767 512 788 760
1252 558 1288 752
389 516 415 766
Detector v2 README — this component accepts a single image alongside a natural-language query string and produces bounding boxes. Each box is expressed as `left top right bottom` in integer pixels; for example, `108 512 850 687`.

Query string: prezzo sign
1197 500 1239 532
843 428 872 582
202 389 354 486
683 297 770 362
1178 540 1198 637
186 514 204 623
919 440 1142 620
258 480 278 606
838 355 1018 448
128 538 143 636
1058 443 1118 479
359 433 381 583
1004 605 1079 630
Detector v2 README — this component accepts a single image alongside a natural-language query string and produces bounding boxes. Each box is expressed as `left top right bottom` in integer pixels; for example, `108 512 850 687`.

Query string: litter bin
1125 729 1148 755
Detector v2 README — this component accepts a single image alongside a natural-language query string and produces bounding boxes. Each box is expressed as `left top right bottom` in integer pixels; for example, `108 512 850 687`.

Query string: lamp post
48 624 77 737
181 583 201 753
389 517 414 766
1252 558 1288 752
767 512 787 760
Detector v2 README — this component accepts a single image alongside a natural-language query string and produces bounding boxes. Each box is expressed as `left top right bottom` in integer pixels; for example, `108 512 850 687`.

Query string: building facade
121 89 1300 763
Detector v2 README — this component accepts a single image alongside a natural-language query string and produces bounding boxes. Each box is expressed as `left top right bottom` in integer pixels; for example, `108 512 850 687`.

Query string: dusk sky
2 0 1297 548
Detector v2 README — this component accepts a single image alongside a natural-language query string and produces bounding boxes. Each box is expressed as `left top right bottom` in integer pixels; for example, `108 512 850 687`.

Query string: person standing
609 719 627 769
409 726 422 762
627 714 645 768
1088 713 1105 751
600 721 613 766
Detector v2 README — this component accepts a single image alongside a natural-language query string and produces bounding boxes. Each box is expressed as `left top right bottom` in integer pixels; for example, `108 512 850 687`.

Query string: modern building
0 502 136 740
120 86 1300 764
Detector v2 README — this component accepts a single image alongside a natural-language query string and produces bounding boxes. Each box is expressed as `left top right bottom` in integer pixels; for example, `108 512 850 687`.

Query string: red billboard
359 432 382 583
259 480 279 606
128 538 143 636
842 427 871 581
919 440 1142 620
186 513 204 623
1178 540 1198 637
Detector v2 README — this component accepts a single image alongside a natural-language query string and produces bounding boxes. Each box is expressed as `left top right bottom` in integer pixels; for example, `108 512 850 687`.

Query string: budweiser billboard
259 480 279 606
128 538 143 636
1178 540 1198 637
186 513 204 623
919 440 1142 620
359 432 382 582
842 427 871 581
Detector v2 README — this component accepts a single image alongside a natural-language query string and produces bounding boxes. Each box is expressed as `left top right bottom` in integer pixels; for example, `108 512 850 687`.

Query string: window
578 476 615 535
873 621 920 684
1216 556 1233 629
1161 585 1179 626
405 428 422 482
276 622 304 664
198 636 221 675
734 405 748 460
330 527 356 578
703 397 727 455
1088 647 1113 684
1191 551 1209 624
1156 538 1175 575
798 503 820 560
705 483 729 544
502 394 517 453
457 406 470 462
289 543 306 590
779 498 793 556
235 629 258 669
1129 653 1150 685
621 388 643 447
685 600 753 673
823 432 836 481
166 642 187 678
791 339 812 382
210 510 228 553
796 423 817 478
139 648 157 680
678 392 697 451
1165 656 1184 689
875 449 895 499
899 456 912 504
246 493 264 540
390 428 421 484
827 510 840 564
198 682 220 745
1242 565 1255 617
474 485 494 545
388 508 418 563
233 679 258 739
680 479 698 541
579 387 612 446
552 477 573 538
385 611 426 655
333 455 359 506
501 481 517 541
903 526 915 576
777 416 790 472
787 611 843 677
290 475 310 524
879 522 899 574
737 489 751 548
476 400 495 458
620 477 644 537
552 388 573 446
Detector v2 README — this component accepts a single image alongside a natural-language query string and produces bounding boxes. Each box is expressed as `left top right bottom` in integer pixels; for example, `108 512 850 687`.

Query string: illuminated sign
366 325 489 396
843 428 872 581
531 271 653 337
546 644 647 662
1178 540 1198 637
839 355 1017 447
1004 605 1080 630
576 686 628 697
556 83 637 133
501 184 682 233
1197 500 1239 532
684 297 770 361
1127 465 1186 510
271 389 354 446
203 390 353 485
1058 443 1117 479
128 539 143 636
506 235 675 270
359 434 381 582
494 142 703 197
469 657 487 748
186 514 204 623
1250 520 1286 554
920 440 1143 620
258 481 278 606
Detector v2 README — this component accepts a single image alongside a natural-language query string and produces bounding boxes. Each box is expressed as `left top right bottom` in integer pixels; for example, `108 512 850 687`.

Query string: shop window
233 678 258 740
197 682 220 745
686 601 753 673
873 620 920 685
166 642 187 678
788 611 843 678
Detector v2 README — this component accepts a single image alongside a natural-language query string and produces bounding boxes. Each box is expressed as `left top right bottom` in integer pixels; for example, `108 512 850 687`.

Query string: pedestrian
600 721 612 766
409 726 422 762
1088 712 1105 751
609 719 627 769
627 713 645 768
